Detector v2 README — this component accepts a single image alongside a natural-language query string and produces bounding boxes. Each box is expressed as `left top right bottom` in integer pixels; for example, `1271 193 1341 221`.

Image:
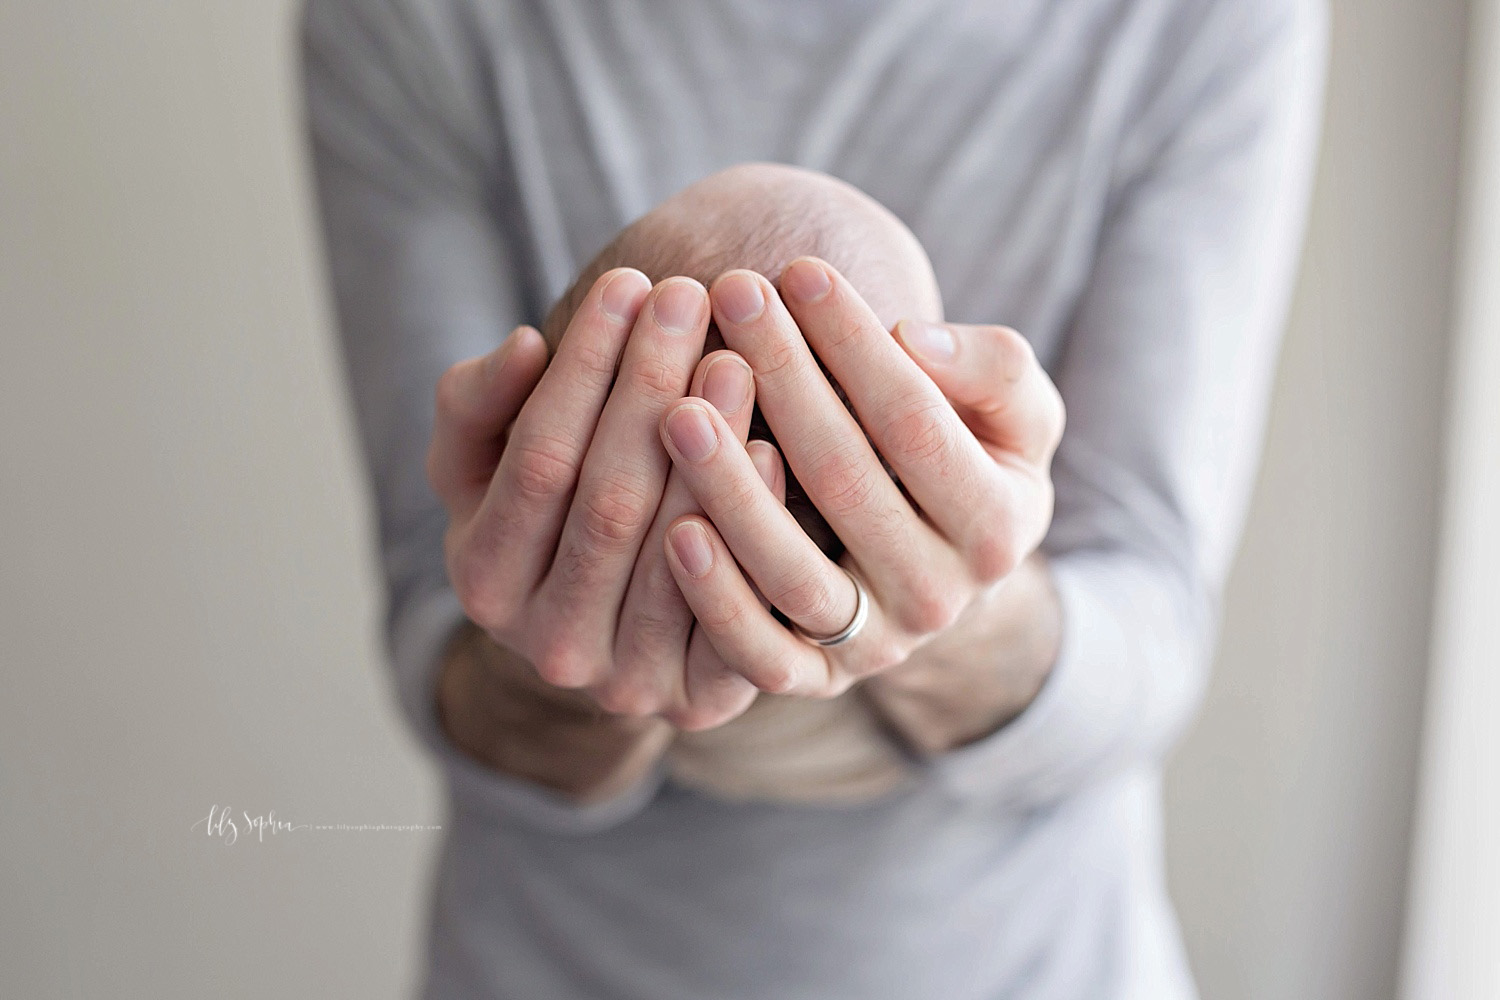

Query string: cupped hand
657 258 1065 698
427 268 767 731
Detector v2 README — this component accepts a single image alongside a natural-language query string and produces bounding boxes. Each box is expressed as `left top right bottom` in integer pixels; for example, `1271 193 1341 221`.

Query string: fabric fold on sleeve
922 550 1207 811
920 0 1328 811
303 0 663 834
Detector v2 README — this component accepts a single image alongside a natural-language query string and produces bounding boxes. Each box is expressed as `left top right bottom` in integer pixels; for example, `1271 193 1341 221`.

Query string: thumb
894 319 1065 463
427 325 549 516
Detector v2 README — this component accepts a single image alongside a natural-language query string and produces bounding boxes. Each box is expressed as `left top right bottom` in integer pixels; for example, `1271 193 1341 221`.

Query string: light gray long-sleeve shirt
301 1 1327 996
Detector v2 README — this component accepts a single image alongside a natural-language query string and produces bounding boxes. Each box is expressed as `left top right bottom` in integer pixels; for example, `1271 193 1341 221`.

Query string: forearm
860 553 1061 755
436 622 675 803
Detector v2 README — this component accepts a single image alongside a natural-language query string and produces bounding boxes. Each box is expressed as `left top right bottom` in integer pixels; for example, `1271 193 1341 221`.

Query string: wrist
862 554 1060 754
437 624 674 802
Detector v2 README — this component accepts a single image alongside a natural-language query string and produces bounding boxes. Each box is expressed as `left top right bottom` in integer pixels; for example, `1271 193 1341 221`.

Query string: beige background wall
0 2 1463 998
0 3 440 996
1164 1 1465 997
1402 3 1500 994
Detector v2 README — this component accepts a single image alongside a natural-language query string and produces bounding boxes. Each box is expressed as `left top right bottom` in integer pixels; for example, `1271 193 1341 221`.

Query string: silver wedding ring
795 567 869 647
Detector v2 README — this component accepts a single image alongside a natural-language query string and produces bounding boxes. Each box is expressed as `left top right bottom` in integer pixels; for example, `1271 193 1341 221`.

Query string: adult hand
657 258 1065 698
427 268 765 732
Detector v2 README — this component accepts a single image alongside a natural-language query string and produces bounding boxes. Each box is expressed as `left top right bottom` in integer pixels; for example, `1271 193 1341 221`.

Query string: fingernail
714 272 765 324
781 259 831 303
601 270 649 322
670 522 714 578
652 279 707 334
899 319 956 363
700 357 752 415
748 442 780 490
666 405 718 462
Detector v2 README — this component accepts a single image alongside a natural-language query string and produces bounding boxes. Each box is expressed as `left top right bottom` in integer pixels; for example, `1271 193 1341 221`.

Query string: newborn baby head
541 163 944 555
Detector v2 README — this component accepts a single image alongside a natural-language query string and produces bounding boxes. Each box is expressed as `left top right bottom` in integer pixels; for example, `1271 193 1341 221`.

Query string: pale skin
430 258 1066 802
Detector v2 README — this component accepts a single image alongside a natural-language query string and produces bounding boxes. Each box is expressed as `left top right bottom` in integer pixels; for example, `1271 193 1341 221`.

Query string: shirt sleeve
301 0 665 833
926 0 1329 809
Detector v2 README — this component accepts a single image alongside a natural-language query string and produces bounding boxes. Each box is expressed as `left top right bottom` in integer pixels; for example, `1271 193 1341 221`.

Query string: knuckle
675 657 756 729
591 675 665 717
625 604 686 652
870 638 911 676
769 569 841 628
809 447 878 520
968 520 1021 582
664 709 708 731
623 355 684 403
894 573 963 634
664 703 729 732
697 597 747 634
995 326 1036 380
617 603 690 669
820 313 867 353
548 534 610 597
750 660 798 695
883 398 955 465
756 336 804 383
450 549 510 632
509 436 577 505
843 638 908 681
705 474 760 522
572 340 620 382
576 478 653 548
532 638 595 688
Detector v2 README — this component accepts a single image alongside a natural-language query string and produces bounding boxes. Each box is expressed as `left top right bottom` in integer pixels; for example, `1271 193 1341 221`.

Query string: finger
427 327 548 518
540 277 712 685
460 268 651 632
779 258 1019 577
604 352 757 713
663 516 828 696
689 350 755 417
895 319 1066 465
669 627 760 731
746 440 785 503
661 399 859 642
709 268 954 608
655 406 778 727
669 431 782 726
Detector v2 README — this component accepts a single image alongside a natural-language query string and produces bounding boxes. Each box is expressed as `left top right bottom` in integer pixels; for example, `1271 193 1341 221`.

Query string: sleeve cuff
922 553 1151 809
387 581 667 835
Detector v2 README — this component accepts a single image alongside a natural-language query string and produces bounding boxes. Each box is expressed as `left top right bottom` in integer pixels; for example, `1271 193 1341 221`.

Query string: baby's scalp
541 163 942 351
539 164 943 555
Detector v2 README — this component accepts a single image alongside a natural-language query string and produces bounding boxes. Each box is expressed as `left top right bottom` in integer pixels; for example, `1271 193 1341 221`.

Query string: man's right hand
425 269 766 767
